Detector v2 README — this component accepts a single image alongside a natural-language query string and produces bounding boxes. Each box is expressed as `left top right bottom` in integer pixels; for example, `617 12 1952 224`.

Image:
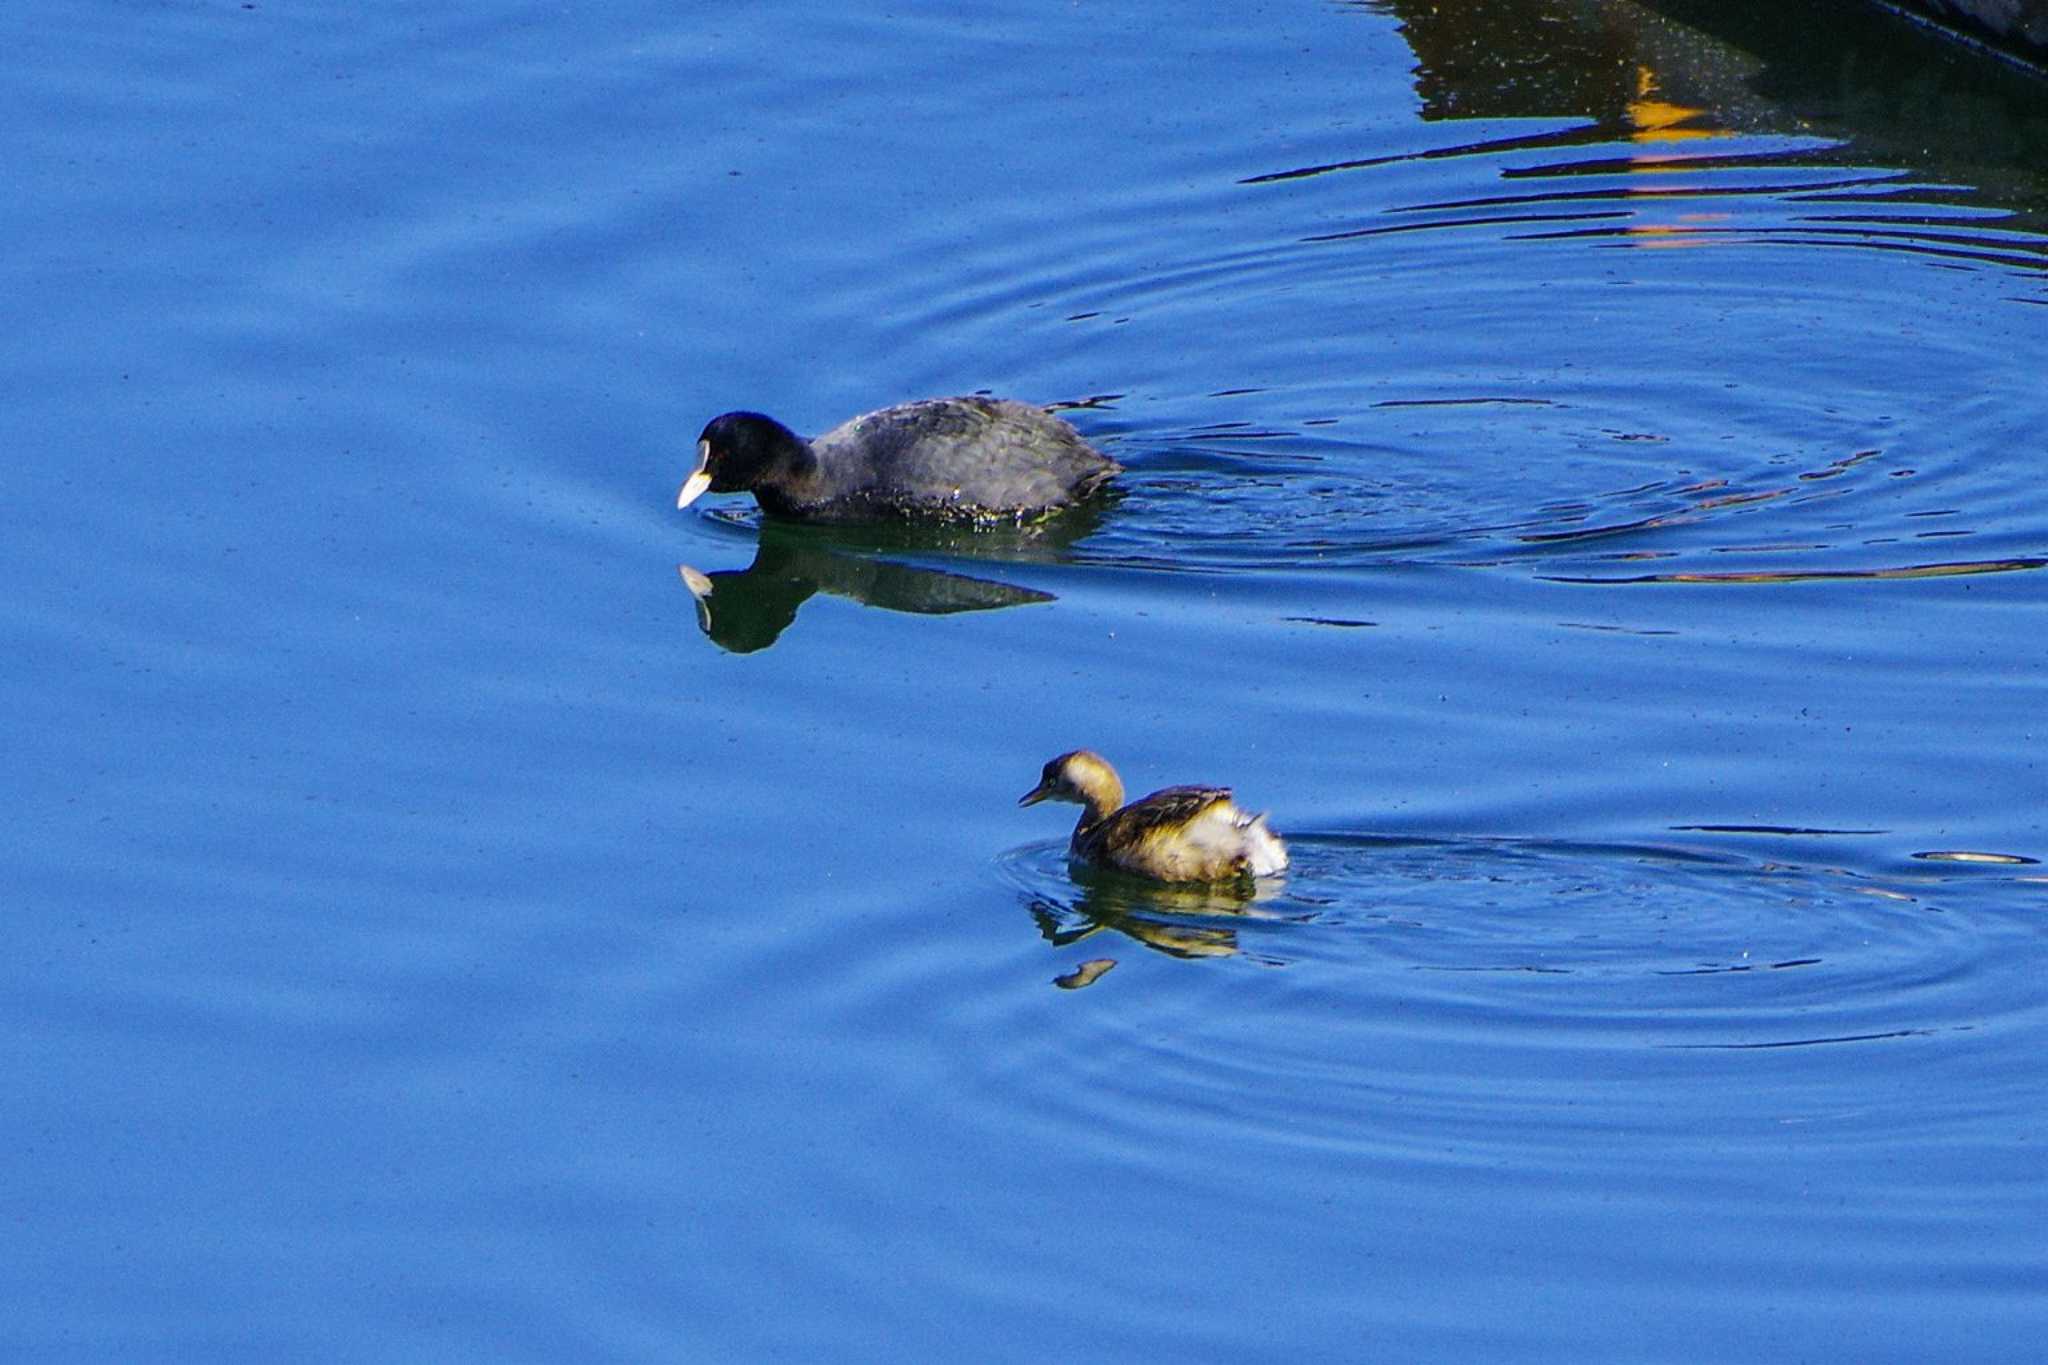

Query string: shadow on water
1366 0 2048 203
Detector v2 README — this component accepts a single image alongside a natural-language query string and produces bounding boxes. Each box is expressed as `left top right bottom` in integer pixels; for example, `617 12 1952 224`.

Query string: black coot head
678 411 805 507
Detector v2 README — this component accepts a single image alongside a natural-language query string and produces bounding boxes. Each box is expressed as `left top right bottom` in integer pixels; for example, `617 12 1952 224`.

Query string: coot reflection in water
678 537 1046 653
676 498 1117 652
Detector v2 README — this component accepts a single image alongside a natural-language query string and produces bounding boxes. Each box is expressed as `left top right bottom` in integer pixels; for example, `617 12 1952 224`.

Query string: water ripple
984 832 2048 1156
850 117 2048 588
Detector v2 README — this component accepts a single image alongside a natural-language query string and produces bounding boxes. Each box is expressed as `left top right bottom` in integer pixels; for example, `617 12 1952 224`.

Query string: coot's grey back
809 397 1116 514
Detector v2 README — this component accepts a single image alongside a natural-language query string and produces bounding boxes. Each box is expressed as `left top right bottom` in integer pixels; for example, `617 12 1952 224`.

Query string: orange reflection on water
1627 66 1722 147
1627 216 1733 249
1621 66 1731 248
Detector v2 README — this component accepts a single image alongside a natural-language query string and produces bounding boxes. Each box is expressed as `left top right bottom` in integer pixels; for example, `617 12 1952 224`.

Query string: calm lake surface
7 0 2047 1358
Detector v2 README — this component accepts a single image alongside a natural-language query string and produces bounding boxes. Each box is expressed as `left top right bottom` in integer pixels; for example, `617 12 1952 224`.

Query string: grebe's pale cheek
677 439 714 508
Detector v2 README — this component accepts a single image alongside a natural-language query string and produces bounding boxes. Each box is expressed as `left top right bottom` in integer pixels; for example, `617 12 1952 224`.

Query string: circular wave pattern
996 831 2039 1040
852 119 2048 585
986 833 2048 1163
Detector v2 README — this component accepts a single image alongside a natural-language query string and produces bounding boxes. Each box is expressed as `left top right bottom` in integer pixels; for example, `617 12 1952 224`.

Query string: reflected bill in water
678 541 1051 653
673 508 1120 652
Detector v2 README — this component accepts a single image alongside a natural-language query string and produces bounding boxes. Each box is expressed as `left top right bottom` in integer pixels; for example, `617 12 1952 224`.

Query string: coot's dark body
679 396 1119 523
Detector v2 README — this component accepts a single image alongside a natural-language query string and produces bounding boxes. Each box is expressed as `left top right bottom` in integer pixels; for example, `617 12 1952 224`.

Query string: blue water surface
6 0 2047 1358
